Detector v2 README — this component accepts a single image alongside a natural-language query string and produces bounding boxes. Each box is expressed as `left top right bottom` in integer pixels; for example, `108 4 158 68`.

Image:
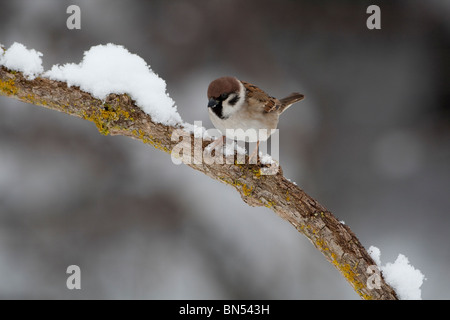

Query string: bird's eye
220 93 228 100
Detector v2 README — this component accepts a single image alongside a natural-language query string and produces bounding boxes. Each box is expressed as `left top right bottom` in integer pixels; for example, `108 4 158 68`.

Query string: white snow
368 246 382 266
260 153 275 165
45 43 182 126
368 245 425 300
286 178 298 186
223 143 237 157
0 42 43 80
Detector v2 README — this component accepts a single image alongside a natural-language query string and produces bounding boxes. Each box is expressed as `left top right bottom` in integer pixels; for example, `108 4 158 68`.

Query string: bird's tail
279 93 304 114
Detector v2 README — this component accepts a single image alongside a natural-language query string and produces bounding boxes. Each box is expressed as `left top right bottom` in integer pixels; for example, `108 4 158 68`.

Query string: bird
207 76 304 162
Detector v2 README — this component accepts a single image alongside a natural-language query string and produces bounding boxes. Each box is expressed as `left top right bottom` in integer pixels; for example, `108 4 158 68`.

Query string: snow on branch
1 42 421 300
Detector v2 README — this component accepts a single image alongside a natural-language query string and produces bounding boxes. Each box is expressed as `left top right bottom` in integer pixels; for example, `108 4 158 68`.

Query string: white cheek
221 102 239 118
222 82 246 118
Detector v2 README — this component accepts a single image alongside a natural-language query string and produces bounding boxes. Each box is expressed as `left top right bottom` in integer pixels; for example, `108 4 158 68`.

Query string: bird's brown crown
207 77 240 99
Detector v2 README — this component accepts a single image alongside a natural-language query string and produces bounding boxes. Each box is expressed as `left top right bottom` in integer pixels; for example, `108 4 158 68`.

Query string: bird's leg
248 140 260 164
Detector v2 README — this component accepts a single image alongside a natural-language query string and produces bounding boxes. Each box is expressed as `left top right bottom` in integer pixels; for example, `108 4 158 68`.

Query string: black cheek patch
228 95 239 106
211 102 224 119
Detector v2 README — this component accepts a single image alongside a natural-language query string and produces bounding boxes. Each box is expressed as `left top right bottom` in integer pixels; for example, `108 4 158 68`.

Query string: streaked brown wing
241 81 281 113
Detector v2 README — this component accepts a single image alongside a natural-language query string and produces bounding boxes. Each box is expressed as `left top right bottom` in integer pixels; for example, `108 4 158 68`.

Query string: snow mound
45 43 182 126
369 245 425 300
0 42 44 80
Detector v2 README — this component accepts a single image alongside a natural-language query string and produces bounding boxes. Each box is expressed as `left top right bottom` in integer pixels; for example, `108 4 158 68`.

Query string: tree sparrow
207 76 304 161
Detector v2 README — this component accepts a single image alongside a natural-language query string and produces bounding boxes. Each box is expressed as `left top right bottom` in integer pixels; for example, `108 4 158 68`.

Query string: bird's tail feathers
279 93 304 114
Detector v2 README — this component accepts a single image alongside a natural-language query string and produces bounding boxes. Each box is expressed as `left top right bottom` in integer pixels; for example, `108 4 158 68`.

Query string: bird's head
207 77 243 114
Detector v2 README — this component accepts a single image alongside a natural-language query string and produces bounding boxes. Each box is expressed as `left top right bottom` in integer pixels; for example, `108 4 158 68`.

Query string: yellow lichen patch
312 211 326 218
232 162 262 179
233 180 248 194
0 78 18 96
242 184 254 197
147 138 170 153
285 191 290 202
264 199 276 208
315 238 371 299
82 105 135 136
250 166 262 178
82 110 109 135
218 177 255 199
315 237 328 249
132 129 170 153
101 103 134 122
330 255 370 299
22 93 43 106
217 176 232 185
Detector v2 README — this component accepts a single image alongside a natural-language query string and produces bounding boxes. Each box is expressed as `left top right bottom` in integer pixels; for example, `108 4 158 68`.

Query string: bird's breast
208 108 278 142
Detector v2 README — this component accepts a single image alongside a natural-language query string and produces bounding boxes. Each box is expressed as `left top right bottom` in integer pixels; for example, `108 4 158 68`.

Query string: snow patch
368 246 382 266
44 43 182 126
259 153 275 165
368 245 425 300
0 42 43 80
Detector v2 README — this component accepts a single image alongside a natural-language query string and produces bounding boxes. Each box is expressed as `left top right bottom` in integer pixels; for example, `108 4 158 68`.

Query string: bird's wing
241 81 281 113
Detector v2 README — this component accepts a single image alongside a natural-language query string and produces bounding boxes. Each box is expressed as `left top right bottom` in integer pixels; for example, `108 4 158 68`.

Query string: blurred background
0 0 449 299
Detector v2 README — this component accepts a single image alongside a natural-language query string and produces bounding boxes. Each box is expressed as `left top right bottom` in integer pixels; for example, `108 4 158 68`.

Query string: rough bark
0 66 398 299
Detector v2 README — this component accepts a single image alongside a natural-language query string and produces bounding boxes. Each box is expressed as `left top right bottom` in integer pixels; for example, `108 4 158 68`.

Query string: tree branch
0 65 398 299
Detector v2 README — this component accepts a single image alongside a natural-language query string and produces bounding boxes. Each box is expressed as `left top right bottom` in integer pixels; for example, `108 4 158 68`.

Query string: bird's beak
208 98 218 108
